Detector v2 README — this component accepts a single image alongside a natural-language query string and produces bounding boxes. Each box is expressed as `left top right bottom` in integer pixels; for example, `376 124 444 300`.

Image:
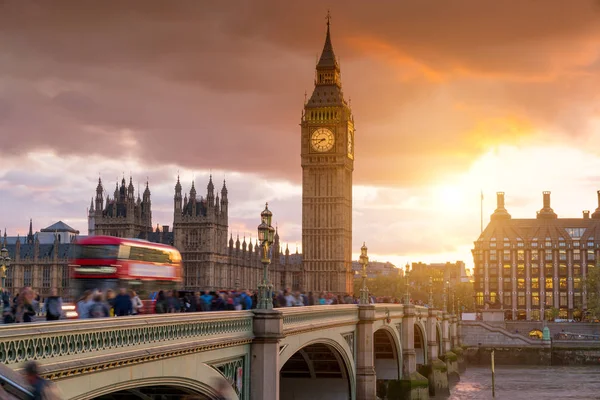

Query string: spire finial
326 9 331 28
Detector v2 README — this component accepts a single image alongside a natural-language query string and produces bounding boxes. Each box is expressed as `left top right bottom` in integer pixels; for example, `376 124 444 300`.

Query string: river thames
446 365 600 399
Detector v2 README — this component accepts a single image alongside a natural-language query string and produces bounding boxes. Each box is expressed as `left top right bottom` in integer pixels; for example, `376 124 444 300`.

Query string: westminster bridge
0 304 462 400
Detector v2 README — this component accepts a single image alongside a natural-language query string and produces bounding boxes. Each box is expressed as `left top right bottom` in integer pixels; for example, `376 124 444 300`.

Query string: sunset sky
3 1 600 270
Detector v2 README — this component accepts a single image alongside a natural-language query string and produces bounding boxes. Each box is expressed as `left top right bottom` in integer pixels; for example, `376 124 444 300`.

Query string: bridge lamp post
404 263 411 305
257 203 275 310
0 247 10 315
451 285 456 315
428 276 433 308
443 280 448 312
358 243 369 304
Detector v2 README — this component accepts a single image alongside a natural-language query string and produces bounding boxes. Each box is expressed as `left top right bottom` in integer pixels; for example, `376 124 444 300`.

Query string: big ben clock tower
301 15 354 294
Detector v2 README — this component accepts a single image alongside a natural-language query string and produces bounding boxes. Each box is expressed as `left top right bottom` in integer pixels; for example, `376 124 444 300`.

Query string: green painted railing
281 305 359 334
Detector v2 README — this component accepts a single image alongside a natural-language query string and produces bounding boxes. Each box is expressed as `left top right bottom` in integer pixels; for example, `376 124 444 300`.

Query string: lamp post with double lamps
404 263 411 305
256 203 276 310
358 243 369 304
428 276 434 308
0 247 11 315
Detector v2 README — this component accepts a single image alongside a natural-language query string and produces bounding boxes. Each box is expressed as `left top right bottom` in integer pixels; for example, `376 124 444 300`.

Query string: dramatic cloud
3 1 600 267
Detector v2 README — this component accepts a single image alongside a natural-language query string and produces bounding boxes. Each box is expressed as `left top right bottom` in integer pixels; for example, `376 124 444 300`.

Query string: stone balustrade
0 311 254 379
281 305 358 335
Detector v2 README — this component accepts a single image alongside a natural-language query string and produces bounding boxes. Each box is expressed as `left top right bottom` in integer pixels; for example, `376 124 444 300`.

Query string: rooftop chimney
490 192 511 221
537 191 557 219
583 210 590 219
162 225 170 233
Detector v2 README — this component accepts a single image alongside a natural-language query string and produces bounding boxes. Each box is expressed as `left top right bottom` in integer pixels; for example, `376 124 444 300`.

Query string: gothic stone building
89 176 302 292
473 191 600 321
2 220 78 299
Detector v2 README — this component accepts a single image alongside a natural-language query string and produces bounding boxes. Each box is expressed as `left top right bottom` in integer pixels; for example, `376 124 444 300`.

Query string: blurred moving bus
65 236 182 317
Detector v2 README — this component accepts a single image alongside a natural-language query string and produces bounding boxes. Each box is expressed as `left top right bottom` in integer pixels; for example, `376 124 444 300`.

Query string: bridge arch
280 338 356 400
414 321 428 367
61 360 239 400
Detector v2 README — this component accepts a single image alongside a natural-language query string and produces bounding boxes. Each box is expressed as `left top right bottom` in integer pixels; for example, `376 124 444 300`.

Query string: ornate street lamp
257 203 275 310
0 247 10 315
404 263 411 305
428 276 434 308
443 280 449 312
358 243 369 304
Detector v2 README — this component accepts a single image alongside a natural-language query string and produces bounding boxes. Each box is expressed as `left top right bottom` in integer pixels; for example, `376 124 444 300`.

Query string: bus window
73 245 119 259
118 245 131 259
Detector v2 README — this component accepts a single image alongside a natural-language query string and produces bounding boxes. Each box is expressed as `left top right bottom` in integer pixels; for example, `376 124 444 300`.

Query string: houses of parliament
2 18 356 297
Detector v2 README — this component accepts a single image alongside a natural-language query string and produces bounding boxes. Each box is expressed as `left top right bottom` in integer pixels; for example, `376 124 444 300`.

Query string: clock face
311 128 335 152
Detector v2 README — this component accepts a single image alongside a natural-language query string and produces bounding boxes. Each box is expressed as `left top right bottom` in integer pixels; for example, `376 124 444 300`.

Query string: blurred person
14 288 36 323
23 361 62 399
44 289 63 321
200 291 212 311
308 291 316 306
167 290 181 313
76 290 93 319
130 290 143 315
105 289 116 316
113 288 132 316
187 291 199 312
155 290 167 313
284 289 295 307
88 293 110 318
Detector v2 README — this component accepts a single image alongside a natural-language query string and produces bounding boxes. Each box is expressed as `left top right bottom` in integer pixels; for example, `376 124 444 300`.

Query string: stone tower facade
90 177 153 238
173 176 229 289
301 18 354 294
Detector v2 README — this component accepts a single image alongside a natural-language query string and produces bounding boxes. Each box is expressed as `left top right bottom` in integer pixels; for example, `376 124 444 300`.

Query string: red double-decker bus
66 236 182 316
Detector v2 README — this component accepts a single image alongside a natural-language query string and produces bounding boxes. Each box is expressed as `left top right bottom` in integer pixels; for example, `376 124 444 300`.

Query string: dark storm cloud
1 1 600 184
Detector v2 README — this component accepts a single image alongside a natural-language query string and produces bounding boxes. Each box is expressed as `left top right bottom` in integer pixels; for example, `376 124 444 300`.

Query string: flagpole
480 190 484 233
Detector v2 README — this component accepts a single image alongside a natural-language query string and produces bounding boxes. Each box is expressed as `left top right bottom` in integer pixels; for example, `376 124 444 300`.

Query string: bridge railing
281 305 358 334
0 311 254 376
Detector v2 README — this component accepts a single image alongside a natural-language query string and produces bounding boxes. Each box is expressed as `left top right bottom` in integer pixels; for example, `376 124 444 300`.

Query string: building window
545 240 552 248
61 265 70 291
503 264 511 277
574 277 581 290
559 240 566 248
559 264 567 276
587 250 595 261
573 264 581 276
23 266 32 287
518 293 526 307
490 281 498 290
532 263 539 277
559 277 567 290
545 291 553 306
518 250 525 261
503 292 511 306
532 292 540 306
574 249 580 260
566 228 586 238
574 241 580 247
490 251 497 261
559 249 566 261
545 250 553 261
517 264 525 276
503 250 511 261
517 241 524 248
476 292 484 306
503 279 512 291
517 278 525 289
574 293 582 308
531 242 538 248
5 267 13 291
545 263 553 277
559 292 567 307
532 251 539 261
42 266 51 289
489 266 498 276
545 278 553 290
532 278 539 289
531 309 541 321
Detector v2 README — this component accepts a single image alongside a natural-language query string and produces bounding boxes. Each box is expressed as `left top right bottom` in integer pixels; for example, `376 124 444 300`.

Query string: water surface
447 366 600 399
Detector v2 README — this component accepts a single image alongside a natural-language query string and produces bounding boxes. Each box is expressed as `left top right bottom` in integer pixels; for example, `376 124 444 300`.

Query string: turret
537 191 557 219
207 175 215 208
174 175 182 220
26 219 34 245
236 234 240 251
127 176 134 200
88 199 96 236
220 180 228 215
95 177 104 211
15 235 20 261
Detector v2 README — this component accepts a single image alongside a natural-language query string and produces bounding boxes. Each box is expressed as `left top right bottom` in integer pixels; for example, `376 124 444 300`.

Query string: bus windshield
72 244 119 260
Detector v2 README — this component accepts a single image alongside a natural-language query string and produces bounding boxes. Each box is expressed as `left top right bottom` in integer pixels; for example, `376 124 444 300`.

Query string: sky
3 1 600 270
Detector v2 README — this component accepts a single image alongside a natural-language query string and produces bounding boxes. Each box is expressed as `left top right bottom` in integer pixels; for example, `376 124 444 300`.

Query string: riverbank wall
461 321 600 366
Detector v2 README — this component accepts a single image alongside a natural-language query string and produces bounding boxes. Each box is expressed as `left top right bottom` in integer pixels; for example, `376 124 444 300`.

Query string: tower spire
316 10 338 72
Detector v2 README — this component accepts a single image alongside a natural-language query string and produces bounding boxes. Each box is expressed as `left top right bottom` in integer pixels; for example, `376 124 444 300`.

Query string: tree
585 265 600 320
